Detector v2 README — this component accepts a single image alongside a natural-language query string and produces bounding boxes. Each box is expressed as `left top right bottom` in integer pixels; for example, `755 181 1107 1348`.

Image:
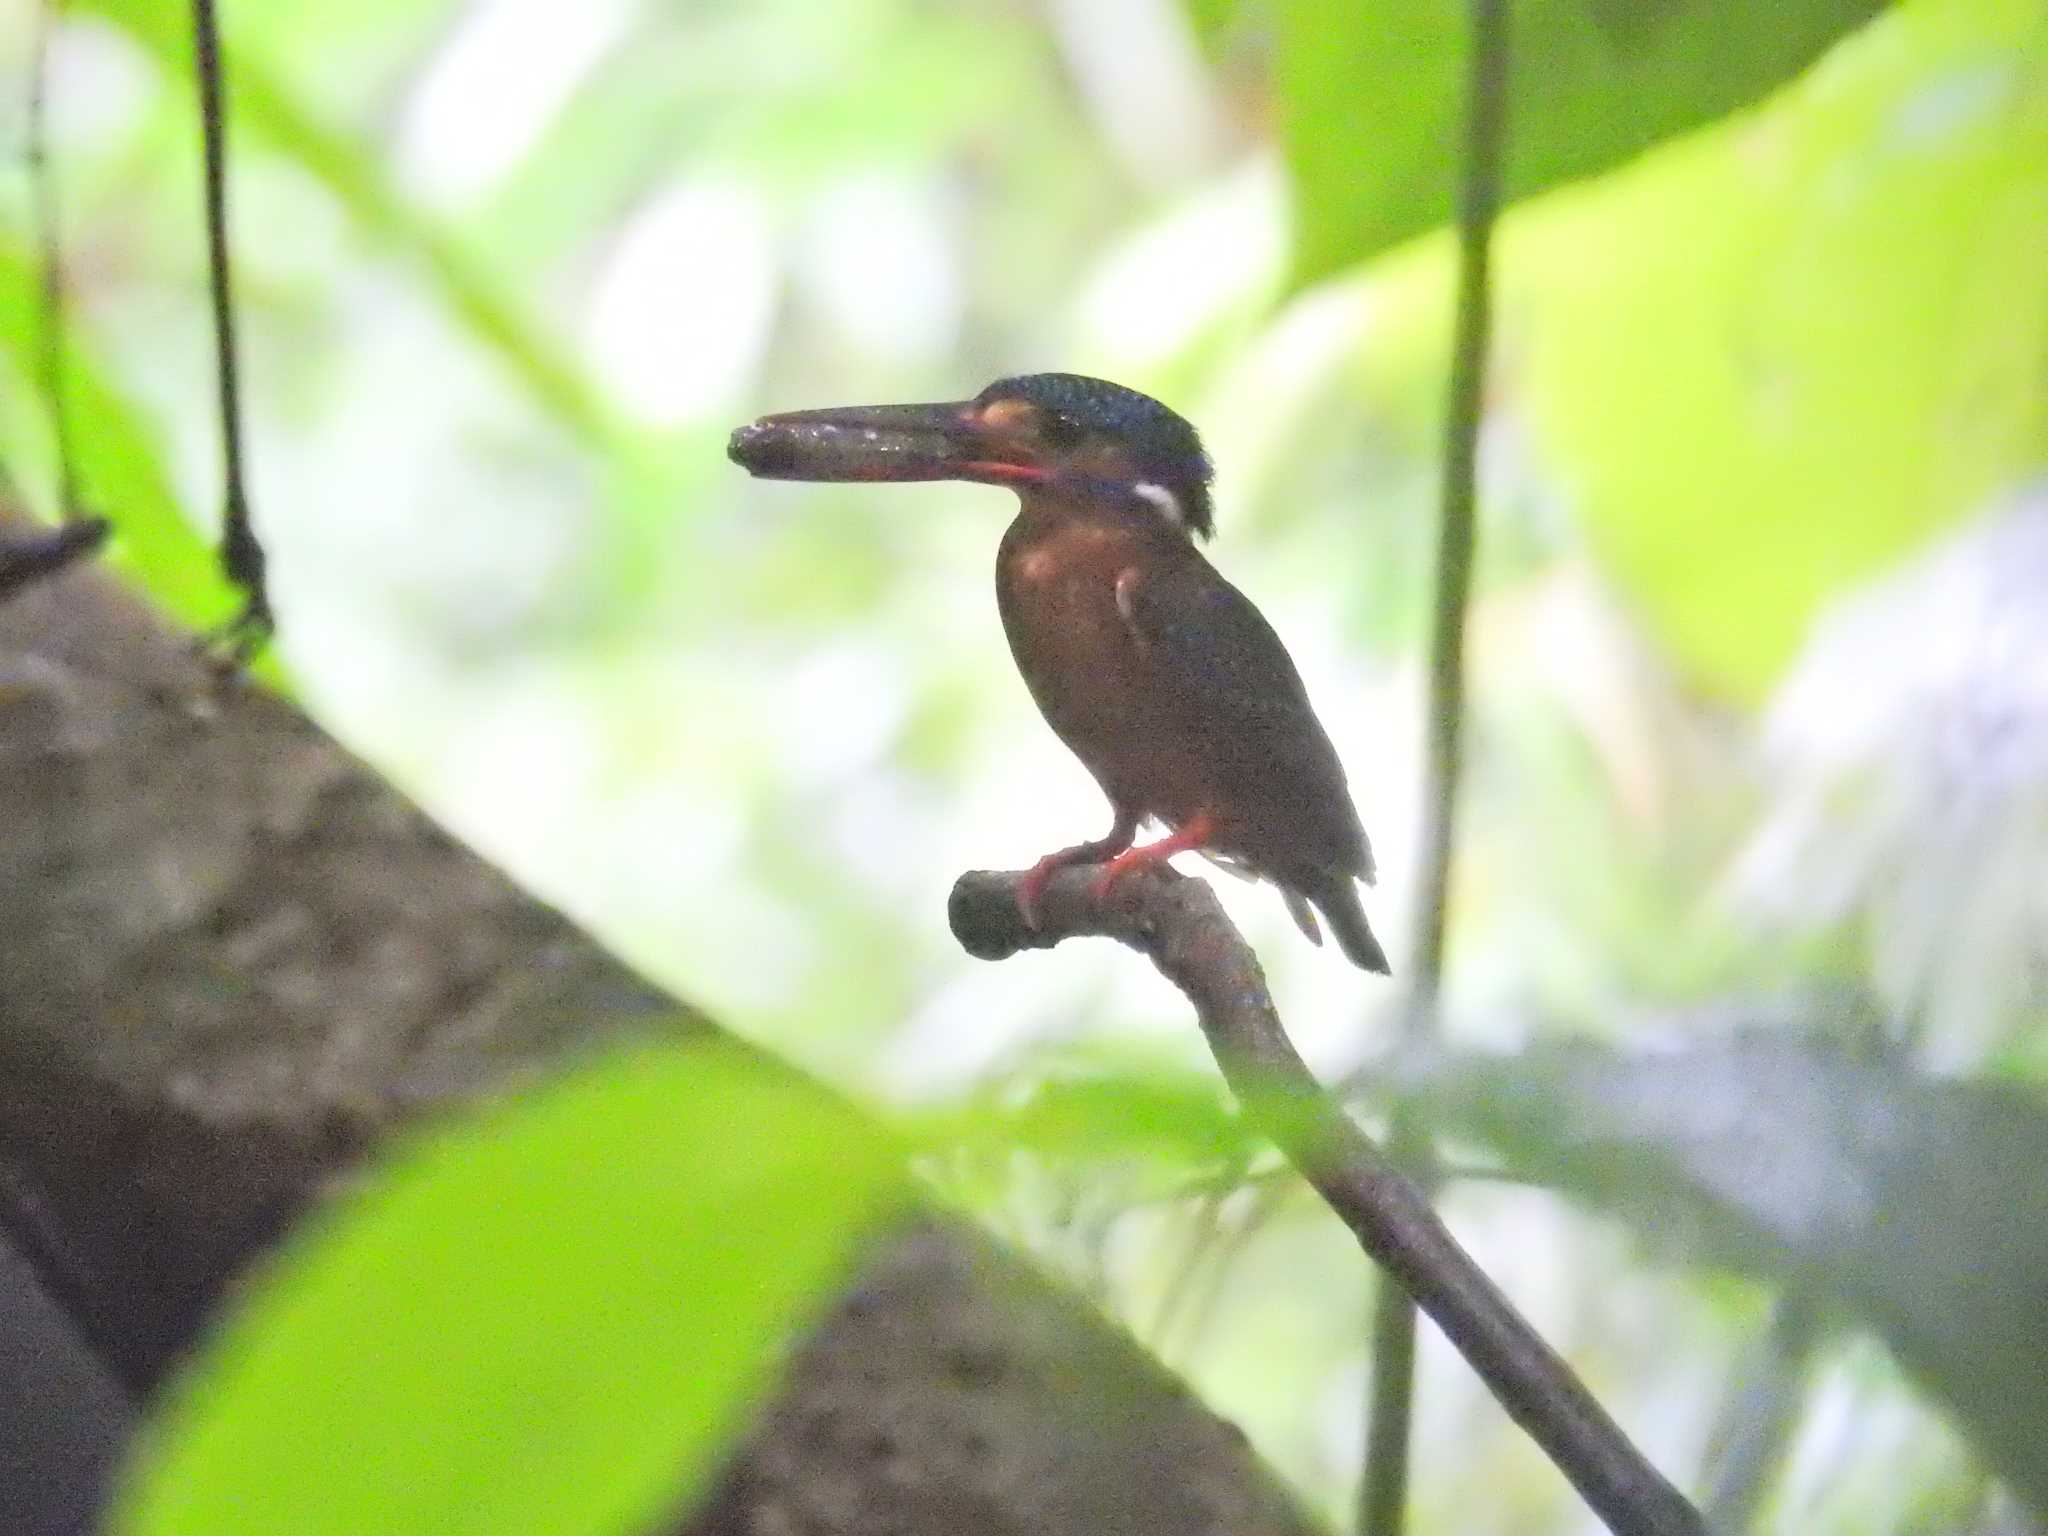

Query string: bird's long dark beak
728 401 1040 486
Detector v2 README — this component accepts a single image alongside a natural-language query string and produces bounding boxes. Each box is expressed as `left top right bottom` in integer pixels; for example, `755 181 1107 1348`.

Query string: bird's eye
1040 411 1085 446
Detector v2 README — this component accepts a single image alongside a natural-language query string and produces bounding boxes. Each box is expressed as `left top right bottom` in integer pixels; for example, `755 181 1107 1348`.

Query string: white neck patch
1132 480 1184 528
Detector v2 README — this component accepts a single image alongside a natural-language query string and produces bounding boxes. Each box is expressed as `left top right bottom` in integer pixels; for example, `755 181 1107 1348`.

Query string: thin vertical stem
1702 1293 1821 1532
7 0 111 600
1360 1270 1421 1533
191 0 270 635
1413 0 1507 995
30 0 79 519
1359 0 1510 1531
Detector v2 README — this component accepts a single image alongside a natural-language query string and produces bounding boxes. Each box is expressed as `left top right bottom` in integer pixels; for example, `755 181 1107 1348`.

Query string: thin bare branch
948 864 1706 1536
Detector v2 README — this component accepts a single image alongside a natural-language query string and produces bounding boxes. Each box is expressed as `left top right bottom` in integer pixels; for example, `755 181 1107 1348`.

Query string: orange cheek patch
976 399 1037 433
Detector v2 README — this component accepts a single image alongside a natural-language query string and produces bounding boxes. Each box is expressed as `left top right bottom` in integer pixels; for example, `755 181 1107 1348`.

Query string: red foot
1088 813 1217 904
1015 814 1145 929
1016 853 1065 930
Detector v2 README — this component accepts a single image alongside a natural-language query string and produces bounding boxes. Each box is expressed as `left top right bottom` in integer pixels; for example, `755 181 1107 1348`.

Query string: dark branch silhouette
949 864 1706 1536
0 518 108 602
190 0 271 646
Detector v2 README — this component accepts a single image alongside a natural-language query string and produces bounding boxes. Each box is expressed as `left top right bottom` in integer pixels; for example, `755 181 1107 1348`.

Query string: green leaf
1181 0 1248 55
1276 0 1888 287
916 1056 1262 1186
1518 0 2048 697
0 242 251 640
1389 1023 2048 1507
116 1042 902 1536
1338 0 2048 697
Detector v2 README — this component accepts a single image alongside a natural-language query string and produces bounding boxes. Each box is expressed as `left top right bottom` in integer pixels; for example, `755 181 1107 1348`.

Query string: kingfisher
729 373 1389 973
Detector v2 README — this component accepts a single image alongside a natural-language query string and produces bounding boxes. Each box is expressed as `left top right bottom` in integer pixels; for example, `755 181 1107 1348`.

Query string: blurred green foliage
1520 0 2048 696
3 0 2045 1528
116 1043 900 1536
84 0 621 441
913 1046 1262 1208
1382 1023 2048 1507
0 242 244 632
1272 0 1889 287
1351 0 2047 697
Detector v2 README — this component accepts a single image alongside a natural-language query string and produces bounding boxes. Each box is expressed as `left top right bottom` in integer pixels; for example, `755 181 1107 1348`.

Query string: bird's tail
1295 875 1389 974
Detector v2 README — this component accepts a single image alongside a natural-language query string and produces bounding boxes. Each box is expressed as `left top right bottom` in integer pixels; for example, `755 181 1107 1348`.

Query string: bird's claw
1087 861 1131 905
1015 857 1061 931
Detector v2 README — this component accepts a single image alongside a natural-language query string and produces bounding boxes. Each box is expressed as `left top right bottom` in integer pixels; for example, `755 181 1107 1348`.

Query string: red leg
1088 811 1218 903
1017 807 1141 929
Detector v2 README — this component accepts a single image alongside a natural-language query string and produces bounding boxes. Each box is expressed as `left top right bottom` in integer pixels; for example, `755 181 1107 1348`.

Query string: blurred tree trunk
0 502 1318 1536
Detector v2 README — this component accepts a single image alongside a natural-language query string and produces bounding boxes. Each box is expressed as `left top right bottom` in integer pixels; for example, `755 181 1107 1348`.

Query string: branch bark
950 865 1707 1536
0 502 1319 1536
